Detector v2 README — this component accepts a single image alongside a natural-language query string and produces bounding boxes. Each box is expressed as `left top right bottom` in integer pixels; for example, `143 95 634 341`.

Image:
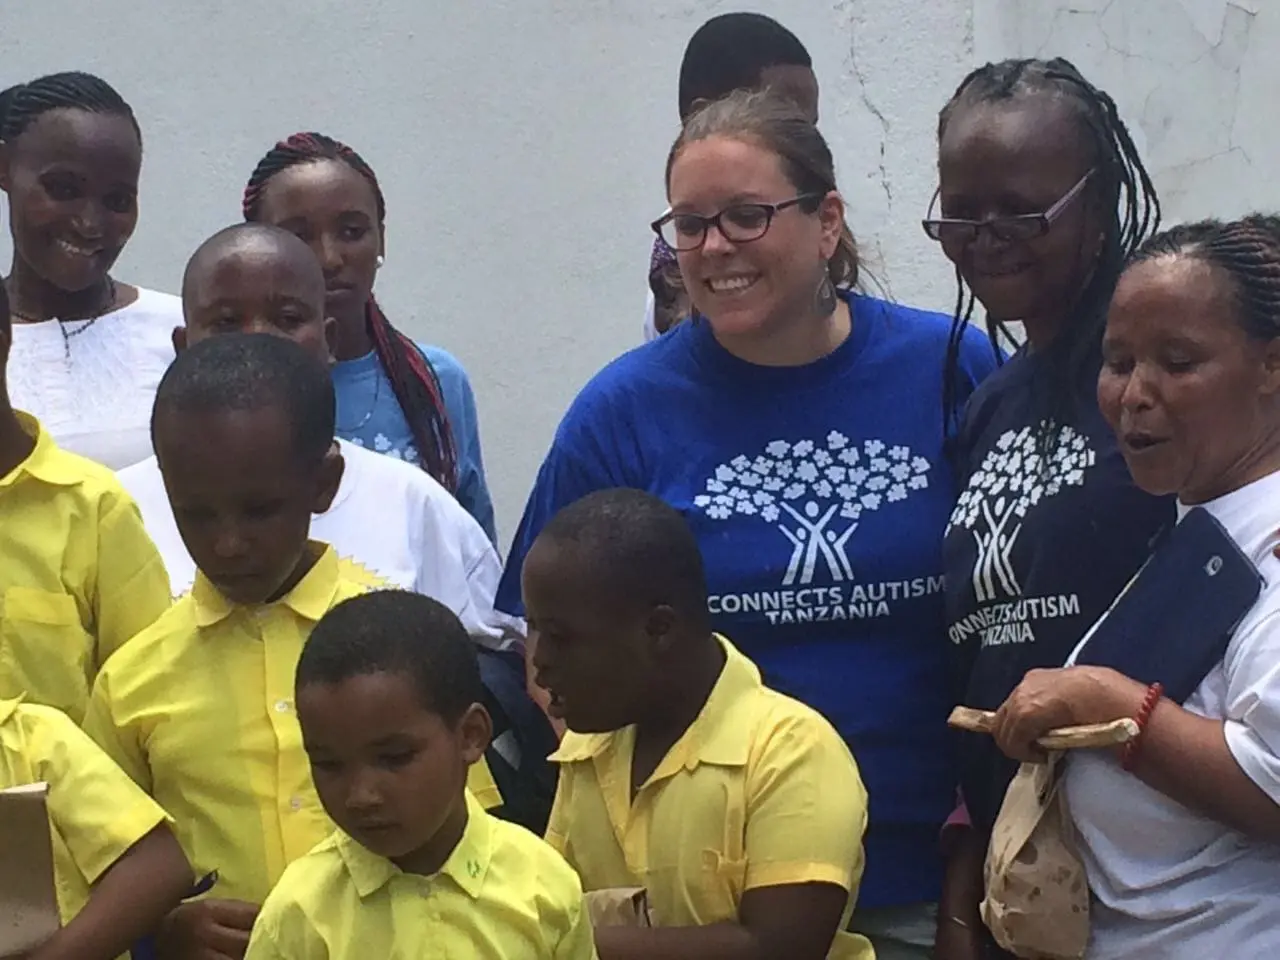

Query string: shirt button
289 796 303 812
274 700 290 713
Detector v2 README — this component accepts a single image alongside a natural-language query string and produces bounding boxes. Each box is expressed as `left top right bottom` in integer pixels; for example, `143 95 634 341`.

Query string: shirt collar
550 635 761 773
0 695 22 726
339 790 494 900
190 543 342 628
0 413 83 489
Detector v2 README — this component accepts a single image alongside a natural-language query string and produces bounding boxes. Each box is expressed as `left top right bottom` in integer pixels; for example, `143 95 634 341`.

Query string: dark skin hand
934 826 987 960
995 666 1280 842
155 898 260 960
28 825 192 960
594 882 848 960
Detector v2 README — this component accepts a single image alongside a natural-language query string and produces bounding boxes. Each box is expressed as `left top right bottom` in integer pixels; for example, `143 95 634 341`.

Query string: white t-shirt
8 287 180 470
116 439 522 649
1063 468 1280 960
642 288 659 342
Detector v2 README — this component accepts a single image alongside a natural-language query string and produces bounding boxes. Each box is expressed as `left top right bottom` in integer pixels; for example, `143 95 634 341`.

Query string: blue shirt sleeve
496 387 630 616
419 344 497 545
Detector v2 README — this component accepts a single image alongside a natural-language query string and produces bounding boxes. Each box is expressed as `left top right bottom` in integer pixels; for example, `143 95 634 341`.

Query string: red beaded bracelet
1121 681 1164 771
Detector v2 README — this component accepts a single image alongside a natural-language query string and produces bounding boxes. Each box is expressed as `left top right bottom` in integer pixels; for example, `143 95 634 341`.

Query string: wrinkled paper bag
584 887 655 928
981 757 1089 960
1 782 60 958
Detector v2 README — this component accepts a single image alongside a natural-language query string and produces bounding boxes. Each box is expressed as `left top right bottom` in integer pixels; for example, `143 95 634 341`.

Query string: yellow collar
550 635 762 776
0 695 23 727
191 543 342 628
0 413 83 488
338 791 494 900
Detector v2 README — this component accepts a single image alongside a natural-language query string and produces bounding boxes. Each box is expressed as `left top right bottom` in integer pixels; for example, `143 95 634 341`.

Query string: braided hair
1128 218 1280 342
937 57 1160 444
242 133 457 491
0 71 140 144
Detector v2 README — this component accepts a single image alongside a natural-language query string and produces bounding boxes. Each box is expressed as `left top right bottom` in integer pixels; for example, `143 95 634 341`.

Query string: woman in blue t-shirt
644 11 818 342
925 58 1174 960
241 132 496 543
500 88 999 958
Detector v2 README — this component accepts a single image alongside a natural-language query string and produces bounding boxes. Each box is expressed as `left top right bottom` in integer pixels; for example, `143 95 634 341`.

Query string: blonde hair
665 87 860 290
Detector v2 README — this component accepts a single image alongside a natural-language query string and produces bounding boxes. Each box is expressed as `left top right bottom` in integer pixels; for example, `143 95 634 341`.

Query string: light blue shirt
330 343 496 544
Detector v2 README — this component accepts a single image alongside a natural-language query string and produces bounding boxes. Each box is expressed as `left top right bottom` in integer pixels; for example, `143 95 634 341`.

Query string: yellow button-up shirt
547 637 873 960
0 413 171 723
245 790 597 960
0 696 171 923
84 545 501 904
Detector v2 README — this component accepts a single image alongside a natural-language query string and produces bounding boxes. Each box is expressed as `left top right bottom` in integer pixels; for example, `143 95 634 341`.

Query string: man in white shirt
119 223 521 649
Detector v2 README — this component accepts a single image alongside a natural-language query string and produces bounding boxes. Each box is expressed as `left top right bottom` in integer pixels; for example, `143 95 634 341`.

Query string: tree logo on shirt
948 424 1096 604
694 432 931 586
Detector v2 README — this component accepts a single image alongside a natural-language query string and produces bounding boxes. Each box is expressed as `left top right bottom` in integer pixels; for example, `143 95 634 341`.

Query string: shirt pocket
699 847 748 907
1 587 92 719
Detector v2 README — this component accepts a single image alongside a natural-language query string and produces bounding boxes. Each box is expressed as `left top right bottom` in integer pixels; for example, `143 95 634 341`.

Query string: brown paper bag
0 782 60 958
583 887 655 928
981 757 1089 960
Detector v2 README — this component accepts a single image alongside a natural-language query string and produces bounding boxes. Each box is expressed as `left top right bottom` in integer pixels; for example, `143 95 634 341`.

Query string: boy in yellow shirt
84 333 372 960
0 282 170 724
245 589 596 959
1 695 191 960
524 489 874 960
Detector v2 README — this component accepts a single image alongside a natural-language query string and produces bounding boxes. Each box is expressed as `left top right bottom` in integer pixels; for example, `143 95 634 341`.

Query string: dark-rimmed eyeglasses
652 194 822 252
921 170 1095 244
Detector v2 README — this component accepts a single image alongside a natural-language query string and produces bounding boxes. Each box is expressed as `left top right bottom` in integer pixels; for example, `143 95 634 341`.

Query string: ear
171 325 187 356
457 702 493 766
322 316 338 364
378 223 387 260
310 444 345 515
1260 337 1280 397
817 191 845 262
646 604 680 655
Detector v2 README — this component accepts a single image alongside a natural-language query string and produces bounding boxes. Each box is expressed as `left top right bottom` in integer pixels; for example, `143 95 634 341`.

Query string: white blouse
1064 468 1280 959
8 286 180 470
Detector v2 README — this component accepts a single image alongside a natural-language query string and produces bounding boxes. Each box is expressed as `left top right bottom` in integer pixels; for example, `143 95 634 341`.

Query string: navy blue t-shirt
499 293 1000 907
943 350 1174 833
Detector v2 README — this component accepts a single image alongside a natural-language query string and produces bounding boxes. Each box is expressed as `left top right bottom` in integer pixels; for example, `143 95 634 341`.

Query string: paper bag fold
584 887 655 928
0 782 60 959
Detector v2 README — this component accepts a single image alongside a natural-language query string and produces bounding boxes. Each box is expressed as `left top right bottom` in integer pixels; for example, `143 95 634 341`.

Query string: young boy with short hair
245 590 597 959
0 281 170 724
525 489 874 960
84 333 384 959
1 694 192 960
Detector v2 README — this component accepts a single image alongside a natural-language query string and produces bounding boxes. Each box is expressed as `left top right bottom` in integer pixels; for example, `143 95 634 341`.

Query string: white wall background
1 1 1275 546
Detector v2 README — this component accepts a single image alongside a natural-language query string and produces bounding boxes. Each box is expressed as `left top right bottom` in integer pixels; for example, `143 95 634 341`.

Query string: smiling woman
927 58 1175 960
0 72 182 470
992 217 1280 959
499 88 1002 959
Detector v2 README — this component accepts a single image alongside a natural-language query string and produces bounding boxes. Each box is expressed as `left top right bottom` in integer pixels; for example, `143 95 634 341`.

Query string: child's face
522 538 655 734
298 670 489 870
156 404 341 605
180 247 334 364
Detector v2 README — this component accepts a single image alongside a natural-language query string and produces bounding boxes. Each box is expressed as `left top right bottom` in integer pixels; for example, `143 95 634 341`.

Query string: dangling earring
375 255 385 269
815 270 837 316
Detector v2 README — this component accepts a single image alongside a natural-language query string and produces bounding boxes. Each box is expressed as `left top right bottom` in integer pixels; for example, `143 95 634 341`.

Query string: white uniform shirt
1064 468 1280 959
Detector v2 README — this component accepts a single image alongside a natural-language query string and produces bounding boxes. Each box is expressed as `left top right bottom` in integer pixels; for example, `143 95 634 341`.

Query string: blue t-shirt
331 342 496 543
498 293 1000 907
943 351 1174 833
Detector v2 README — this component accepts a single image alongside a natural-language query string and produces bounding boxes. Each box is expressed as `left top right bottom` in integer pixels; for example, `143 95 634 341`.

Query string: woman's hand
992 667 1146 762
